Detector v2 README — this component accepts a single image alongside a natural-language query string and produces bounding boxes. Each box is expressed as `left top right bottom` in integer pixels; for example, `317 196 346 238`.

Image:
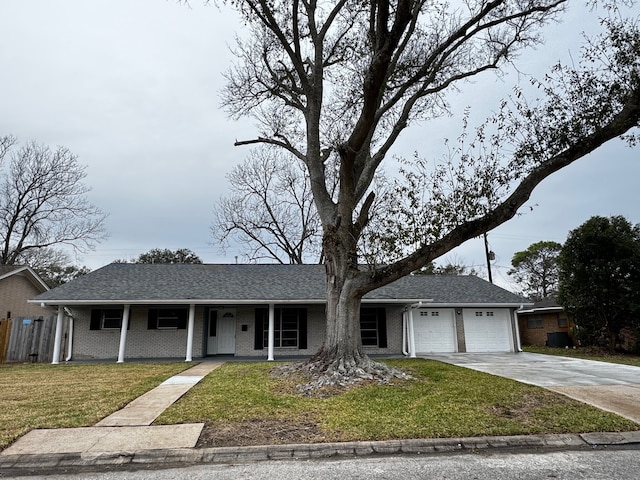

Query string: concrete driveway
424 352 640 424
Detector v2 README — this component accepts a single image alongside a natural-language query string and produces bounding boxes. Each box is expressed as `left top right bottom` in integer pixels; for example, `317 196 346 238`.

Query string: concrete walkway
424 352 640 423
1 361 223 456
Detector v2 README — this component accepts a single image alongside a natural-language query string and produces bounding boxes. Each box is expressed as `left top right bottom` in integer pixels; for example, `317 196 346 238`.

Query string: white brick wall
71 303 405 360
72 306 204 360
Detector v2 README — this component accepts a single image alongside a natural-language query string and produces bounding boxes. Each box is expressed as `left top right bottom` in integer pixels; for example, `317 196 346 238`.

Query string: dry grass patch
0 362 191 450
157 359 639 447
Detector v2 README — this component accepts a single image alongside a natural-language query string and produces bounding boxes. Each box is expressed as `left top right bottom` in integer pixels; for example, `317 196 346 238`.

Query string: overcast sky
1 1 638 291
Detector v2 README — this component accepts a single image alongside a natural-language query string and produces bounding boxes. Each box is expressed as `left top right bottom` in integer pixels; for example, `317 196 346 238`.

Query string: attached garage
414 308 457 353
462 308 513 352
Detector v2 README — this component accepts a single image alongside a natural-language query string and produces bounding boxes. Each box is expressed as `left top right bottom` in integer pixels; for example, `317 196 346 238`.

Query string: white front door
207 309 237 355
217 309 236 354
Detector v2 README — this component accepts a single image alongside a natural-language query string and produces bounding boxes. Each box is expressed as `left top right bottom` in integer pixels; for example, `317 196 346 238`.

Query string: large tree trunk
287 226 410 393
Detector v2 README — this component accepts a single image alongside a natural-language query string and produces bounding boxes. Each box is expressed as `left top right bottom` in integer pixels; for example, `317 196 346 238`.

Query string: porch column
185 304 196 362
267 303 275 361
117 304 131 363
408 307 417 358
51 306 65 365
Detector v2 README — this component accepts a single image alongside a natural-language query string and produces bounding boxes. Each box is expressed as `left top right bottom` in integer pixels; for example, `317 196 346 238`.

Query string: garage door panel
414 309 456 353
463 309 512 352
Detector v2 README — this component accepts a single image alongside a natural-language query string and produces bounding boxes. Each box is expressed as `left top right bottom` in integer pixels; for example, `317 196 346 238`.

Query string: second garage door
462 309 513 352
414 308 457 353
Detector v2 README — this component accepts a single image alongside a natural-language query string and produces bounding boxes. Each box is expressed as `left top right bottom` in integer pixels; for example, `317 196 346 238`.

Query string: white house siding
72 307 204 360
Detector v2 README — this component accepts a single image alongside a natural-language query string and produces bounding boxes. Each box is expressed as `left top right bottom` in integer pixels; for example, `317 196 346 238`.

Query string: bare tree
0 136 108 265
212 147 323 263
218 0 639 386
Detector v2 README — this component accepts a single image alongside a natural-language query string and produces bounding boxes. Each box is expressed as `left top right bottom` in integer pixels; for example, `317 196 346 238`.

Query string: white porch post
51 306 65 365
267 303 275 361
117 304 131 363
186 304 196 362
408 307 417 358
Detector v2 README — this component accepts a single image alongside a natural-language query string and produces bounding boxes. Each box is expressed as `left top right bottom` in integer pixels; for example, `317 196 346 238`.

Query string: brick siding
518 312 570 346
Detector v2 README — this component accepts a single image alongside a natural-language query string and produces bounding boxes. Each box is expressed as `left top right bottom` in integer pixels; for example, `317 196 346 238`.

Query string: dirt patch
485 393 568 423
196 419 333 448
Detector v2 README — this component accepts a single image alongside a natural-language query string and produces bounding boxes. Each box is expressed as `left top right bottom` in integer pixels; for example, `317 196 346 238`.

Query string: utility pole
484 233 495 283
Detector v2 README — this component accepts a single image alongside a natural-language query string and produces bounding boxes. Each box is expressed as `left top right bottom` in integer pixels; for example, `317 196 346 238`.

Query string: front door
207 308 236 355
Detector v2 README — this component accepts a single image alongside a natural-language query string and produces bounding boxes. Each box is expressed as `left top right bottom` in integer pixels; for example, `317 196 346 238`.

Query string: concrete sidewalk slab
549 384 640 424
0 424 205 455
96 361 222 427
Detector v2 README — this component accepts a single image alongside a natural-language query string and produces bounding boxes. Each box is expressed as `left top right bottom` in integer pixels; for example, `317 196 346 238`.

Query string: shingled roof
31 263 527 306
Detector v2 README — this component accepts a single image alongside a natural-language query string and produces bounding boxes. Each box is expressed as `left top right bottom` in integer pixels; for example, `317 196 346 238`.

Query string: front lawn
156 359 639 447
0 362 191 450
523 346 640 367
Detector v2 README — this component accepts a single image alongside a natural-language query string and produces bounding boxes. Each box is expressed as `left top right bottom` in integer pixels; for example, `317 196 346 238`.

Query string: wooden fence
0 315 68 364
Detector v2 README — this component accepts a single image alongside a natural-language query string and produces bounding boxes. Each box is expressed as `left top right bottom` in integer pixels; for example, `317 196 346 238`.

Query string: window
90 308 126 330
101 309 123 329
254 307 307 349
527 315 543 329
557 314 568 328
486 311 494 317
475 311 483 316
360 307 387 348
147 308 188 330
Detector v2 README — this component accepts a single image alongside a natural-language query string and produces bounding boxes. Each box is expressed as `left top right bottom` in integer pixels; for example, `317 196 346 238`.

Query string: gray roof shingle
31 263 527 306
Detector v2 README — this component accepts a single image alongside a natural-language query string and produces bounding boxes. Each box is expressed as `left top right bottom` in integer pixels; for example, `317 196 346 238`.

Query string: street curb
2 431 640 473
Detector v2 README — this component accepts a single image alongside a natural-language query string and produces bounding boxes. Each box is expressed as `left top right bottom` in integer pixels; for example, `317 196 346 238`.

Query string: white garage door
462 309 512 352
414 309 457 353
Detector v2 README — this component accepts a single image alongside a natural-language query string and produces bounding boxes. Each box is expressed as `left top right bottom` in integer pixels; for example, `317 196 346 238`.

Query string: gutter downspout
65 316 73 362
514 305 523 352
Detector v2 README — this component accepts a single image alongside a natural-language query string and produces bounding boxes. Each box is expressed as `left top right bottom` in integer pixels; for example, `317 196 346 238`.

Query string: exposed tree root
272 354 413 396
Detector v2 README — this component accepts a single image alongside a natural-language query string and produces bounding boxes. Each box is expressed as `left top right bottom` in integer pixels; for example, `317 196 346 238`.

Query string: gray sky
1 0 638 291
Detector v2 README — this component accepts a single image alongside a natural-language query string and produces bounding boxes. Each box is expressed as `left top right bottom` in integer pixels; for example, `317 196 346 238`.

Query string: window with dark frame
359 307 387 348
101 309 123 329
147 308 188 330
157 309 180 329
527 314 544 329
261 307 305 348
557 314 568 328
254 307 308 350
90 308 127 330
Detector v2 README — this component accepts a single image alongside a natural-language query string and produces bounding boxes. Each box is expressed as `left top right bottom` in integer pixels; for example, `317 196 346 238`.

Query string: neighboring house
30 263 529 363
0 265 59 363
517 296 572 347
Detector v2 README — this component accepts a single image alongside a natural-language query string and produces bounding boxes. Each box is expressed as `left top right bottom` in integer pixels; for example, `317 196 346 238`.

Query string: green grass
157 359 639 444
523 346 640 367
0 362 191 450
